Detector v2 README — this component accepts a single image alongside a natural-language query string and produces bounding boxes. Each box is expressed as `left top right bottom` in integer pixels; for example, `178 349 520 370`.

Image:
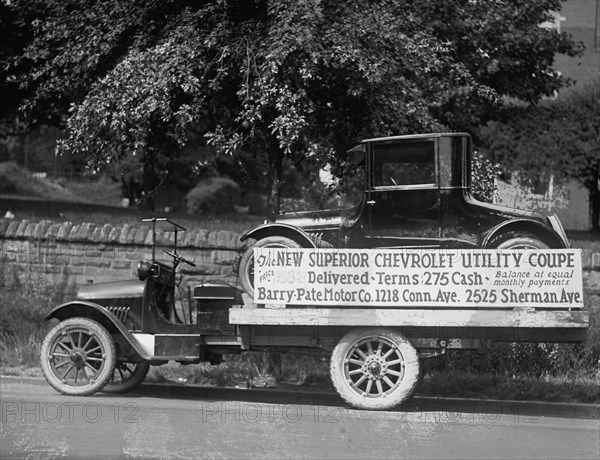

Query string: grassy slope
0 162 265 233
0 199 264 234
0 162 84 202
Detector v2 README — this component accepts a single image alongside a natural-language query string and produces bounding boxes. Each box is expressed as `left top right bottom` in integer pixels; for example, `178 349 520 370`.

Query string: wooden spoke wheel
102 361 150 394
330 328 421 410
40 318 116 396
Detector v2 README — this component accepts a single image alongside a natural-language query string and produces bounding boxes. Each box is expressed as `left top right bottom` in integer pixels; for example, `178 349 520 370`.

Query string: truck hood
276 208 343 231
77 280 145 301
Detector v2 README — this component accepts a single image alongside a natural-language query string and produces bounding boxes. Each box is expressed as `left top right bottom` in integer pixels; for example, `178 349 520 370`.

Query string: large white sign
253 248 584 309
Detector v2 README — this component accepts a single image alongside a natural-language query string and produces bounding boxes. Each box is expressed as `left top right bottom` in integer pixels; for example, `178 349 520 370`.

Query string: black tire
330 328 421 410
40 318 116 396
488 231 550 249
101 361 150 394
239 236 302 298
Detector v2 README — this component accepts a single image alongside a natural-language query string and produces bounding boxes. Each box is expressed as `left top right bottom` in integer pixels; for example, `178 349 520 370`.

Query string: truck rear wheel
330 328 421 410
102 361 150 394
239 236 302 298
40 318 116 396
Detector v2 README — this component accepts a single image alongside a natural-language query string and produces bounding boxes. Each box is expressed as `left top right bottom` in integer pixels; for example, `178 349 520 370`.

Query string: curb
2 375 598 420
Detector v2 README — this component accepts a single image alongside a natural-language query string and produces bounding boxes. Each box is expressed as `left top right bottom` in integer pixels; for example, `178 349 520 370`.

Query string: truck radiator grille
105 306 130 324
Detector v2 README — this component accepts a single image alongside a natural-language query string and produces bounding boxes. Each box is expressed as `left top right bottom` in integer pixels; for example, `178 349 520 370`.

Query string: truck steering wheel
163 249 196 267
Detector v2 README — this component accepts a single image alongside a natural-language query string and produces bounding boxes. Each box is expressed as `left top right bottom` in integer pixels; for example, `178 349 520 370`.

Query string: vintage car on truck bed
238 133 570 297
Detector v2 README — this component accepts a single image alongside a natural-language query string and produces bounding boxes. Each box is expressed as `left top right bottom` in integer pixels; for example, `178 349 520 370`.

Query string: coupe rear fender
483 219 567 248
240 223 317 248
45 301 151 360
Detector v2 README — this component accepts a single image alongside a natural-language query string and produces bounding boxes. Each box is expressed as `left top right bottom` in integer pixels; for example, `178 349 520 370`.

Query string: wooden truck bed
229 305 588 343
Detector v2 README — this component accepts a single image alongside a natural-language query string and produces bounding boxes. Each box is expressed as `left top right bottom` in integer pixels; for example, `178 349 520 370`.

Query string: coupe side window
373 141 435 187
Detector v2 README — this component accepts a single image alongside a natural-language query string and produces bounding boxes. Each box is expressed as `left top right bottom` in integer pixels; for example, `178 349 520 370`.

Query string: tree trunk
267 148 284 221
142 152 158 212
590 179 600 232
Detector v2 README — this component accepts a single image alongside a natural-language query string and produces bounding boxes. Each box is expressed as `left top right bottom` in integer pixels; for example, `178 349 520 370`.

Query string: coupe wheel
489 231 550 249
102 361 150 394
238 236 302 299
40 318 116 396
330 328 421 410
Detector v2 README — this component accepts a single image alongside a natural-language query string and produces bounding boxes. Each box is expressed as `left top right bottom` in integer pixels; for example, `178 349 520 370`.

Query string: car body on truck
39 133 588 411
237 133 570 298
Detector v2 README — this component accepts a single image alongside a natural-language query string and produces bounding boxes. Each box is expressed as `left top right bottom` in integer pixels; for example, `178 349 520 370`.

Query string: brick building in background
496 0 600 231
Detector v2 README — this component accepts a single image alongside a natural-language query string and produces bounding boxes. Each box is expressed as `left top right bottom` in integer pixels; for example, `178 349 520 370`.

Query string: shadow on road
108 382 599 420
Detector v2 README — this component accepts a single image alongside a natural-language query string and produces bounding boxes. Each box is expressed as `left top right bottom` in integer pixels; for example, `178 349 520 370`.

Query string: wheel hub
70 350 86 367
362 355 387 380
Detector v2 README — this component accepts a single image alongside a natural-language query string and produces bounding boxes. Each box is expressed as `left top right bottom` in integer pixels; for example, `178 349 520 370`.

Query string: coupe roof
361 132 469 143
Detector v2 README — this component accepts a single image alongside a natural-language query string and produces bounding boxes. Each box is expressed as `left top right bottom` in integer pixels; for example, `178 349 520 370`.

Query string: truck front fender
45 301 151 360
483 219 567 248
240 223 317 248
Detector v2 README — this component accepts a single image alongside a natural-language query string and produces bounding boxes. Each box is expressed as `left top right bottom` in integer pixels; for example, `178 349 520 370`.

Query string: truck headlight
137 260 152 281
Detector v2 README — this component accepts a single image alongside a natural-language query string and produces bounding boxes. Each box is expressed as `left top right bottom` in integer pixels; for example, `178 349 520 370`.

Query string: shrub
478 80 600 230
185 177 241 215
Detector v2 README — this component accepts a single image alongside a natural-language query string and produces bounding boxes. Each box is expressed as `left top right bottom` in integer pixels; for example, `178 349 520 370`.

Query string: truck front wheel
330 328 421 410
40 318 116 396
239 236 302 299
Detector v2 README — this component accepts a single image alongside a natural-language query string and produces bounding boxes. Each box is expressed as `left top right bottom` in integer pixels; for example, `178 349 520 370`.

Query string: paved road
1 382 598 459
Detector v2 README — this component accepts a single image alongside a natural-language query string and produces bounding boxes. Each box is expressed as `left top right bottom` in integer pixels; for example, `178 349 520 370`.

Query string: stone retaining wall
0 218 245 289
0 218 598 309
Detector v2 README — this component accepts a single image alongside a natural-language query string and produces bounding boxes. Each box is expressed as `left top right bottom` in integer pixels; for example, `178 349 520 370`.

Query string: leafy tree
480 80 600 231
557 81 600 231
4 0 581 215
413 0 582 129
0 0 39 136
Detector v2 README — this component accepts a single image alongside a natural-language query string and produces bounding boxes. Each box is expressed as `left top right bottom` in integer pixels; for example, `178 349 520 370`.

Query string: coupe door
365 139 441 248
